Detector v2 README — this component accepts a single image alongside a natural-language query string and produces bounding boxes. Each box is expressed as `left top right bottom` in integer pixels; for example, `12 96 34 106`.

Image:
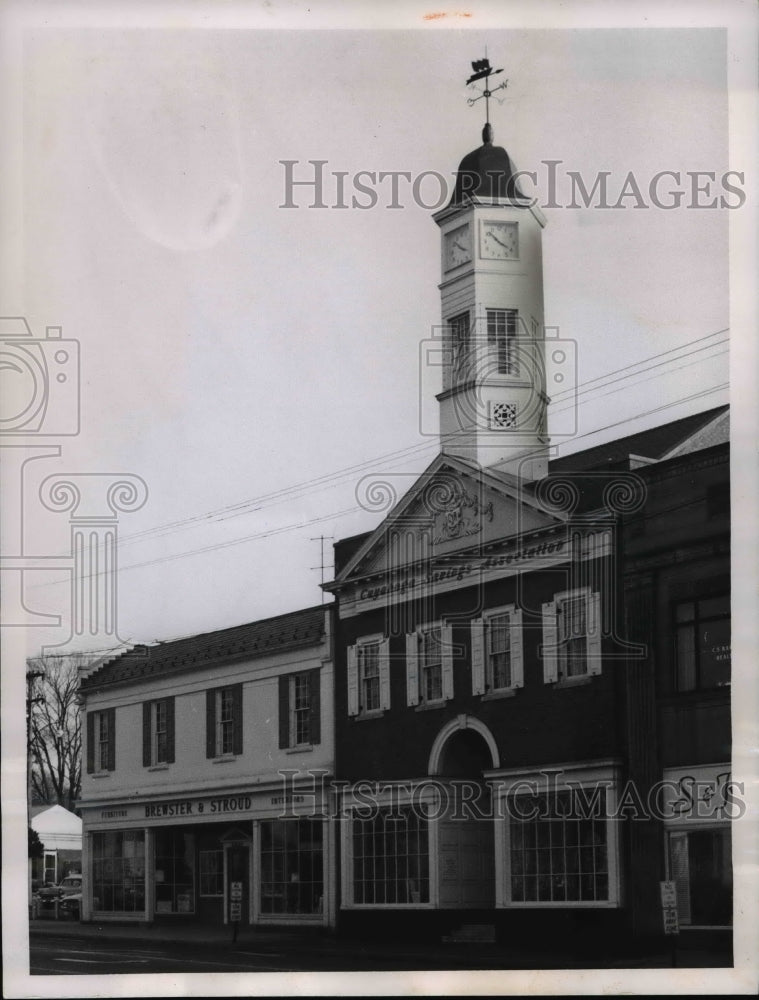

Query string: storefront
661 763 736 930
81 783 337 927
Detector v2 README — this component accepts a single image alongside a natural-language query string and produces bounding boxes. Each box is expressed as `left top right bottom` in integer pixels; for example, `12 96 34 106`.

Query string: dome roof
451 124 528 205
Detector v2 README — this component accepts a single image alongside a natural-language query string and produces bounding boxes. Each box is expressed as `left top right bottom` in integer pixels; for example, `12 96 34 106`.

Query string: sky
1 8 746 655
2 4 758 997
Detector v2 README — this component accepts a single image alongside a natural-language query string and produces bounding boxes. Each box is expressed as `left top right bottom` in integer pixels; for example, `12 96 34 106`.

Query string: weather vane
466 57 508 129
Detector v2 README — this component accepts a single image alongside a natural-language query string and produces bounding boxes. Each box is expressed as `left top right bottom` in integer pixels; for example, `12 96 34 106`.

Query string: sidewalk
28 916 732 969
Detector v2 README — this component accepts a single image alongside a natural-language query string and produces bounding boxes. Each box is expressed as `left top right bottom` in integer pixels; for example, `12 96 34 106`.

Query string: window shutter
587 591 602 675
669 832 691 924
510 608 524 688
471 619 485 695
278 675 290 748
542 601 558 683
86 712 95 774
232 684 243 756
166 697 176 764
206 689 216 758
309 669 321 745
346 645 359 716
379 637 391 710
441 623 454 700
107 707 116 771
405 632 419 706
142 702 151 767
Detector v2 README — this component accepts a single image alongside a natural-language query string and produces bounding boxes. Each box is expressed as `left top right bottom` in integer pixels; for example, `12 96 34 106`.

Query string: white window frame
340 786 436 910
216 688 235 756
152 700 168 765
495 763 621 909
348 634 391 717
447 310 470 387
486 308 519 376
471 605 524 696
406 621 454 707
289 671 312 747
542 587 602 684
95 710 110 772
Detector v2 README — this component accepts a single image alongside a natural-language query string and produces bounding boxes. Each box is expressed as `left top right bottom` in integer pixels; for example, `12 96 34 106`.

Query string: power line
114 327 730 550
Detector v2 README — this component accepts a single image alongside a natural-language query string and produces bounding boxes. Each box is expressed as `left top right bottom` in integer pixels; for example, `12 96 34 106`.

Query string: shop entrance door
222 830 252 926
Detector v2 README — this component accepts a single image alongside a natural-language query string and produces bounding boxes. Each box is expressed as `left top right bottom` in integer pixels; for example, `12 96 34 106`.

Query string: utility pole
26 665 44 904
310 535 334 602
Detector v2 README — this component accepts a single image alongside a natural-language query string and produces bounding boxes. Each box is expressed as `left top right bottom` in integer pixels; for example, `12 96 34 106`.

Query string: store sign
660 881 679 935
143 795 253 819
661 764 742 823
229 902 242 922
230 882 243 901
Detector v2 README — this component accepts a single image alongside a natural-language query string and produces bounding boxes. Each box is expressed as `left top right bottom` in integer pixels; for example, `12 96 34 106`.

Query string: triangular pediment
333 454 565 586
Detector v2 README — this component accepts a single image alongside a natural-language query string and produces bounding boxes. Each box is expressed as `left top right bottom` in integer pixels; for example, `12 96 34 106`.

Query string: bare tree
27 654 86 812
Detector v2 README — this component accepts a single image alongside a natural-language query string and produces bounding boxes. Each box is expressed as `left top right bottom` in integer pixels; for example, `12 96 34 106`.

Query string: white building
77 604 337 928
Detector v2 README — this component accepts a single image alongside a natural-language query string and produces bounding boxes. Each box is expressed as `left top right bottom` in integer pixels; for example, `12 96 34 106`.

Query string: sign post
230 881 243 942
660 880 679 965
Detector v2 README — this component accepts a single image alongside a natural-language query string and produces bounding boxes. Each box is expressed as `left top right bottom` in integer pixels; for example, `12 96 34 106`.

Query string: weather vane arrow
466 57 508 129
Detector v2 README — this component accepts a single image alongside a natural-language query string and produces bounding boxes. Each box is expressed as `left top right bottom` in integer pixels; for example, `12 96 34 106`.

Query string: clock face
480 221 519 260
444 224 472 270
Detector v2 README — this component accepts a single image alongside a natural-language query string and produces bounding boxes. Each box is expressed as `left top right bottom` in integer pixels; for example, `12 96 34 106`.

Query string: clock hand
490 234 509 249
453 241 467 252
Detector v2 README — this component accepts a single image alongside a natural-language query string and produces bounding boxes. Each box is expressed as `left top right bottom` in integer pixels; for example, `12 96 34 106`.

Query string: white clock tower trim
433 124 549 481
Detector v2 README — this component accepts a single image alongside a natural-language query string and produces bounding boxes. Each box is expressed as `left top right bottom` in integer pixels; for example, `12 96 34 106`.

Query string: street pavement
28 917 732 974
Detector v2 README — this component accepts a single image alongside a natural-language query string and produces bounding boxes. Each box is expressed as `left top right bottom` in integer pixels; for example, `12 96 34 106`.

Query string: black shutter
309 669 321 745
166 697 176 764
107 707 116 771
86 712 95 774
142 702 151 767
206 689 216 759
278 675 290 749
232 684 243 756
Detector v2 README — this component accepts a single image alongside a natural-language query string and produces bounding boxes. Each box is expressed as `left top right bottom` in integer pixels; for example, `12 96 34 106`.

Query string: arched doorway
428 717 497 910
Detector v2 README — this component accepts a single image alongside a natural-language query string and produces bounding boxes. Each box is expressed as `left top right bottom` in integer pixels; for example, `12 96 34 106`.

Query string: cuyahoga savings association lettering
359 538 566 603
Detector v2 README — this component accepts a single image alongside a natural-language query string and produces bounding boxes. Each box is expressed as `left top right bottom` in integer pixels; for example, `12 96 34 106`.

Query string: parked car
36 873 82 904
58 890 82 919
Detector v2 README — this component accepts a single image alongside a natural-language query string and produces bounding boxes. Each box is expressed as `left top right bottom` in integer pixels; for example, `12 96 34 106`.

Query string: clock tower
433 122 549 481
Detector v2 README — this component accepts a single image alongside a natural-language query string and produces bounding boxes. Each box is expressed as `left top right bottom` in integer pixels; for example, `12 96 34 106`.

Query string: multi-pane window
352 807 430 906
291 673 311 746
487 309 518 375
143 698 174 767
198 850 224 897
488 613 512 690
206 685 242 758
448 311 470 384
154 701 168 764
155 830 194 914
279 671 320 747
96 712 110 771
92 831 145 913
260 819 324 915
87 708 115 773
218 688 234 755
558 594 589 678
674 595 730 691
508 789 610 904
421 627 443 703
358 641 381 713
